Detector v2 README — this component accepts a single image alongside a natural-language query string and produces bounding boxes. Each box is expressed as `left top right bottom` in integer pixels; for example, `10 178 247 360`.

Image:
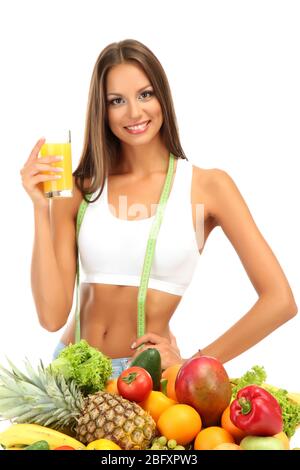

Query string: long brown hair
73 39 188 203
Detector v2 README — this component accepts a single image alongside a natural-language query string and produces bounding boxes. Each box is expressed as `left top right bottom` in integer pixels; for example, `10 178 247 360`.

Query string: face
105 63 163 146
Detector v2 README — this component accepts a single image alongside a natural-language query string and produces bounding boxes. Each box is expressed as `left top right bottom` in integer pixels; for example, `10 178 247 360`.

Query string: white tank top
78 157 201 296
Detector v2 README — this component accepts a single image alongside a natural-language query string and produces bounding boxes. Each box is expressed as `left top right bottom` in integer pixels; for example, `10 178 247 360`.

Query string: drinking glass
40 130 73 198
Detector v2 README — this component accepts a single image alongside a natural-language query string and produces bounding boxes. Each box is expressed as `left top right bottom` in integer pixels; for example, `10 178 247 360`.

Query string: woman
20 39 297 377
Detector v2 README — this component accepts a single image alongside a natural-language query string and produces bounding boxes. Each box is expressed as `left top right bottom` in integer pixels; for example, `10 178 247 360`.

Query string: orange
273 432 290 450
213 443 242 450
194 426 235 450
221 406 247 443
161 363 182 401
104 378 119 395
157 404 202 445
139 391 176 423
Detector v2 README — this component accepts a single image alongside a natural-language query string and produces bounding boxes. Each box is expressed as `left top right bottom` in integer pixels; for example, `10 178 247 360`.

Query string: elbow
280 296 298 321
35 297 71 332
262 290 298 323
43 322 66 333
38 310 68 332
39 318 66 332
286 299 298 319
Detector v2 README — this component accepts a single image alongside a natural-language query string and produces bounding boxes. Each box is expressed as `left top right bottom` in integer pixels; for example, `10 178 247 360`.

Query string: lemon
86 439 121 450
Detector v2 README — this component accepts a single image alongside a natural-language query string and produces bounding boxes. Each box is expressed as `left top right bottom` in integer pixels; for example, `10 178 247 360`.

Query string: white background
0 0 299 445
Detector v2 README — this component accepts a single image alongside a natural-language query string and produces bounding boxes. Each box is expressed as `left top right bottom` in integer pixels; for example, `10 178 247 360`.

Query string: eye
108 97 124 106
139 90 154 99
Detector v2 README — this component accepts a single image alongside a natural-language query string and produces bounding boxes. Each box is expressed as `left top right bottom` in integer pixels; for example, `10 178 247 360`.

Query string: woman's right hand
20 137 64 208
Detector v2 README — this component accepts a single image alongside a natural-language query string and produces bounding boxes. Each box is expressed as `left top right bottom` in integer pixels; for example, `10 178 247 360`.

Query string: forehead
106 63 151 93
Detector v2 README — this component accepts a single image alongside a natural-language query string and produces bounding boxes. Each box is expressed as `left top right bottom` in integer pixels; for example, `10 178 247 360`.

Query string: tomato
54 445 75 450
117 366 153 402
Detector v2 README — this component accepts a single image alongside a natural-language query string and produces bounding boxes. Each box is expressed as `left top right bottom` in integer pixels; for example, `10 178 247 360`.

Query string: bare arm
31 202 76 331
193 169 298 363
21 138 77 331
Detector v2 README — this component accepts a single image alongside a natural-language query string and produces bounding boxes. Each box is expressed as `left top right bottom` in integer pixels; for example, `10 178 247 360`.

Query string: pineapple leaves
0 357 83 428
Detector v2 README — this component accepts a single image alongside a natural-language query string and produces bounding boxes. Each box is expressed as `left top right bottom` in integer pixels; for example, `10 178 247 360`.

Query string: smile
124 120 151 134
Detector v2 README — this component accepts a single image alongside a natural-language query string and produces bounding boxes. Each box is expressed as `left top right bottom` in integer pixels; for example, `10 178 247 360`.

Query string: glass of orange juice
40 130 73 198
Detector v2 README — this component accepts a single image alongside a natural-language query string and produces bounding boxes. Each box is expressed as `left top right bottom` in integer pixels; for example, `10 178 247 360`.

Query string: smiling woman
106 66 161 140
19 38 298 380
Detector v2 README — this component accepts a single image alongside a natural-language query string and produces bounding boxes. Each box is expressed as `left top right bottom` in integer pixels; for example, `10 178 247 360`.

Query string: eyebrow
107 84 153 97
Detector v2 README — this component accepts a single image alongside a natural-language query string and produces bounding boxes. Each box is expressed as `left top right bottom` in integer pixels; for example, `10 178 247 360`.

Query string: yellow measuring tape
74 152 175 343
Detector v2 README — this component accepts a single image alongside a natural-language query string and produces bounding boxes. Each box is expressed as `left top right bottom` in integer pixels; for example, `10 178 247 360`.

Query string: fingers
20 162 62 197
25 137 46 166
30 173 62 185
130 344 162 362
130 342 183 370
20 155 63 180
132 332 169 349
21 155 63 174
27 162 64 177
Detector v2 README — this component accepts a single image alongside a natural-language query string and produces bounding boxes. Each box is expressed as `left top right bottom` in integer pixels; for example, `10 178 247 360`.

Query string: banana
262 383 300 404
6 446 25 450
0 423 86 450
287 392 300 405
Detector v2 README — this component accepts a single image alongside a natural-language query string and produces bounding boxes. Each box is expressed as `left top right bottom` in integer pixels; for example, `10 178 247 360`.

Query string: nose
127 98 143 120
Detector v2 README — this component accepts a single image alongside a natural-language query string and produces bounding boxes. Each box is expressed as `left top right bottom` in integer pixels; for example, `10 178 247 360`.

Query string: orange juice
40 142 73 197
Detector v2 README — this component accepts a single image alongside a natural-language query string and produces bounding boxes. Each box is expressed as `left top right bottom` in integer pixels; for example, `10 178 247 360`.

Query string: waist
78 283 181 329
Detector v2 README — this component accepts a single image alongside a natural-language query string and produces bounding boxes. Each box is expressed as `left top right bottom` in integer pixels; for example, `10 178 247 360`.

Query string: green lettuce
231 365 267 398
263 385 300 438
49 340 112 395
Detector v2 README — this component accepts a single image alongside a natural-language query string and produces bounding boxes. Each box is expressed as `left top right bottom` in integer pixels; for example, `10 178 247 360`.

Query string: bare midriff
61 284 182 358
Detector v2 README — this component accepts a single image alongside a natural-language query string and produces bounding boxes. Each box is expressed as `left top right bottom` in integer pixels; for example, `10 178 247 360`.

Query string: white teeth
126 121 149 130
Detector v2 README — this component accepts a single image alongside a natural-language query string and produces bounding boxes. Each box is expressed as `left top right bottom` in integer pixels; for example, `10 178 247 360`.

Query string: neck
115 138 170 177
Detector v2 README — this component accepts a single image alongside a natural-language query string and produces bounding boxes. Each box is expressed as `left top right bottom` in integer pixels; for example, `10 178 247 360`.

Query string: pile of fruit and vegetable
0 339 299 451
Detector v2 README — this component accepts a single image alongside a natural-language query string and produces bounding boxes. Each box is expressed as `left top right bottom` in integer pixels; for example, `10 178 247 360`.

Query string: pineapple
0 358 156 450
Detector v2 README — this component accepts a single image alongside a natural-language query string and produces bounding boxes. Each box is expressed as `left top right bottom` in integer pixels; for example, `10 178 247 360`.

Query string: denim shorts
52 341 131 379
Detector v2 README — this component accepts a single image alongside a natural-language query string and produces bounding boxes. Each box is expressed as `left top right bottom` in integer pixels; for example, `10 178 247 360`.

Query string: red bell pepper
230 385 283 436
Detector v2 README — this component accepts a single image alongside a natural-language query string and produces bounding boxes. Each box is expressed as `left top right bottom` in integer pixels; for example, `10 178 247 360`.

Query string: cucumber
24 440 50 450
130 348 162 391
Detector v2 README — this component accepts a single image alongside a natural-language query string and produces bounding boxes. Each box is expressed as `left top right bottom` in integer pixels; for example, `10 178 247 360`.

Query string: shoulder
192 165 241 223
192 164 233 190
193 165 247 225
206 167 252 230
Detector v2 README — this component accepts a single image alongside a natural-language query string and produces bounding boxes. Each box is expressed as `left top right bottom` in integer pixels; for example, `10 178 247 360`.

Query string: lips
124 120 151 134
125 120 150 129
